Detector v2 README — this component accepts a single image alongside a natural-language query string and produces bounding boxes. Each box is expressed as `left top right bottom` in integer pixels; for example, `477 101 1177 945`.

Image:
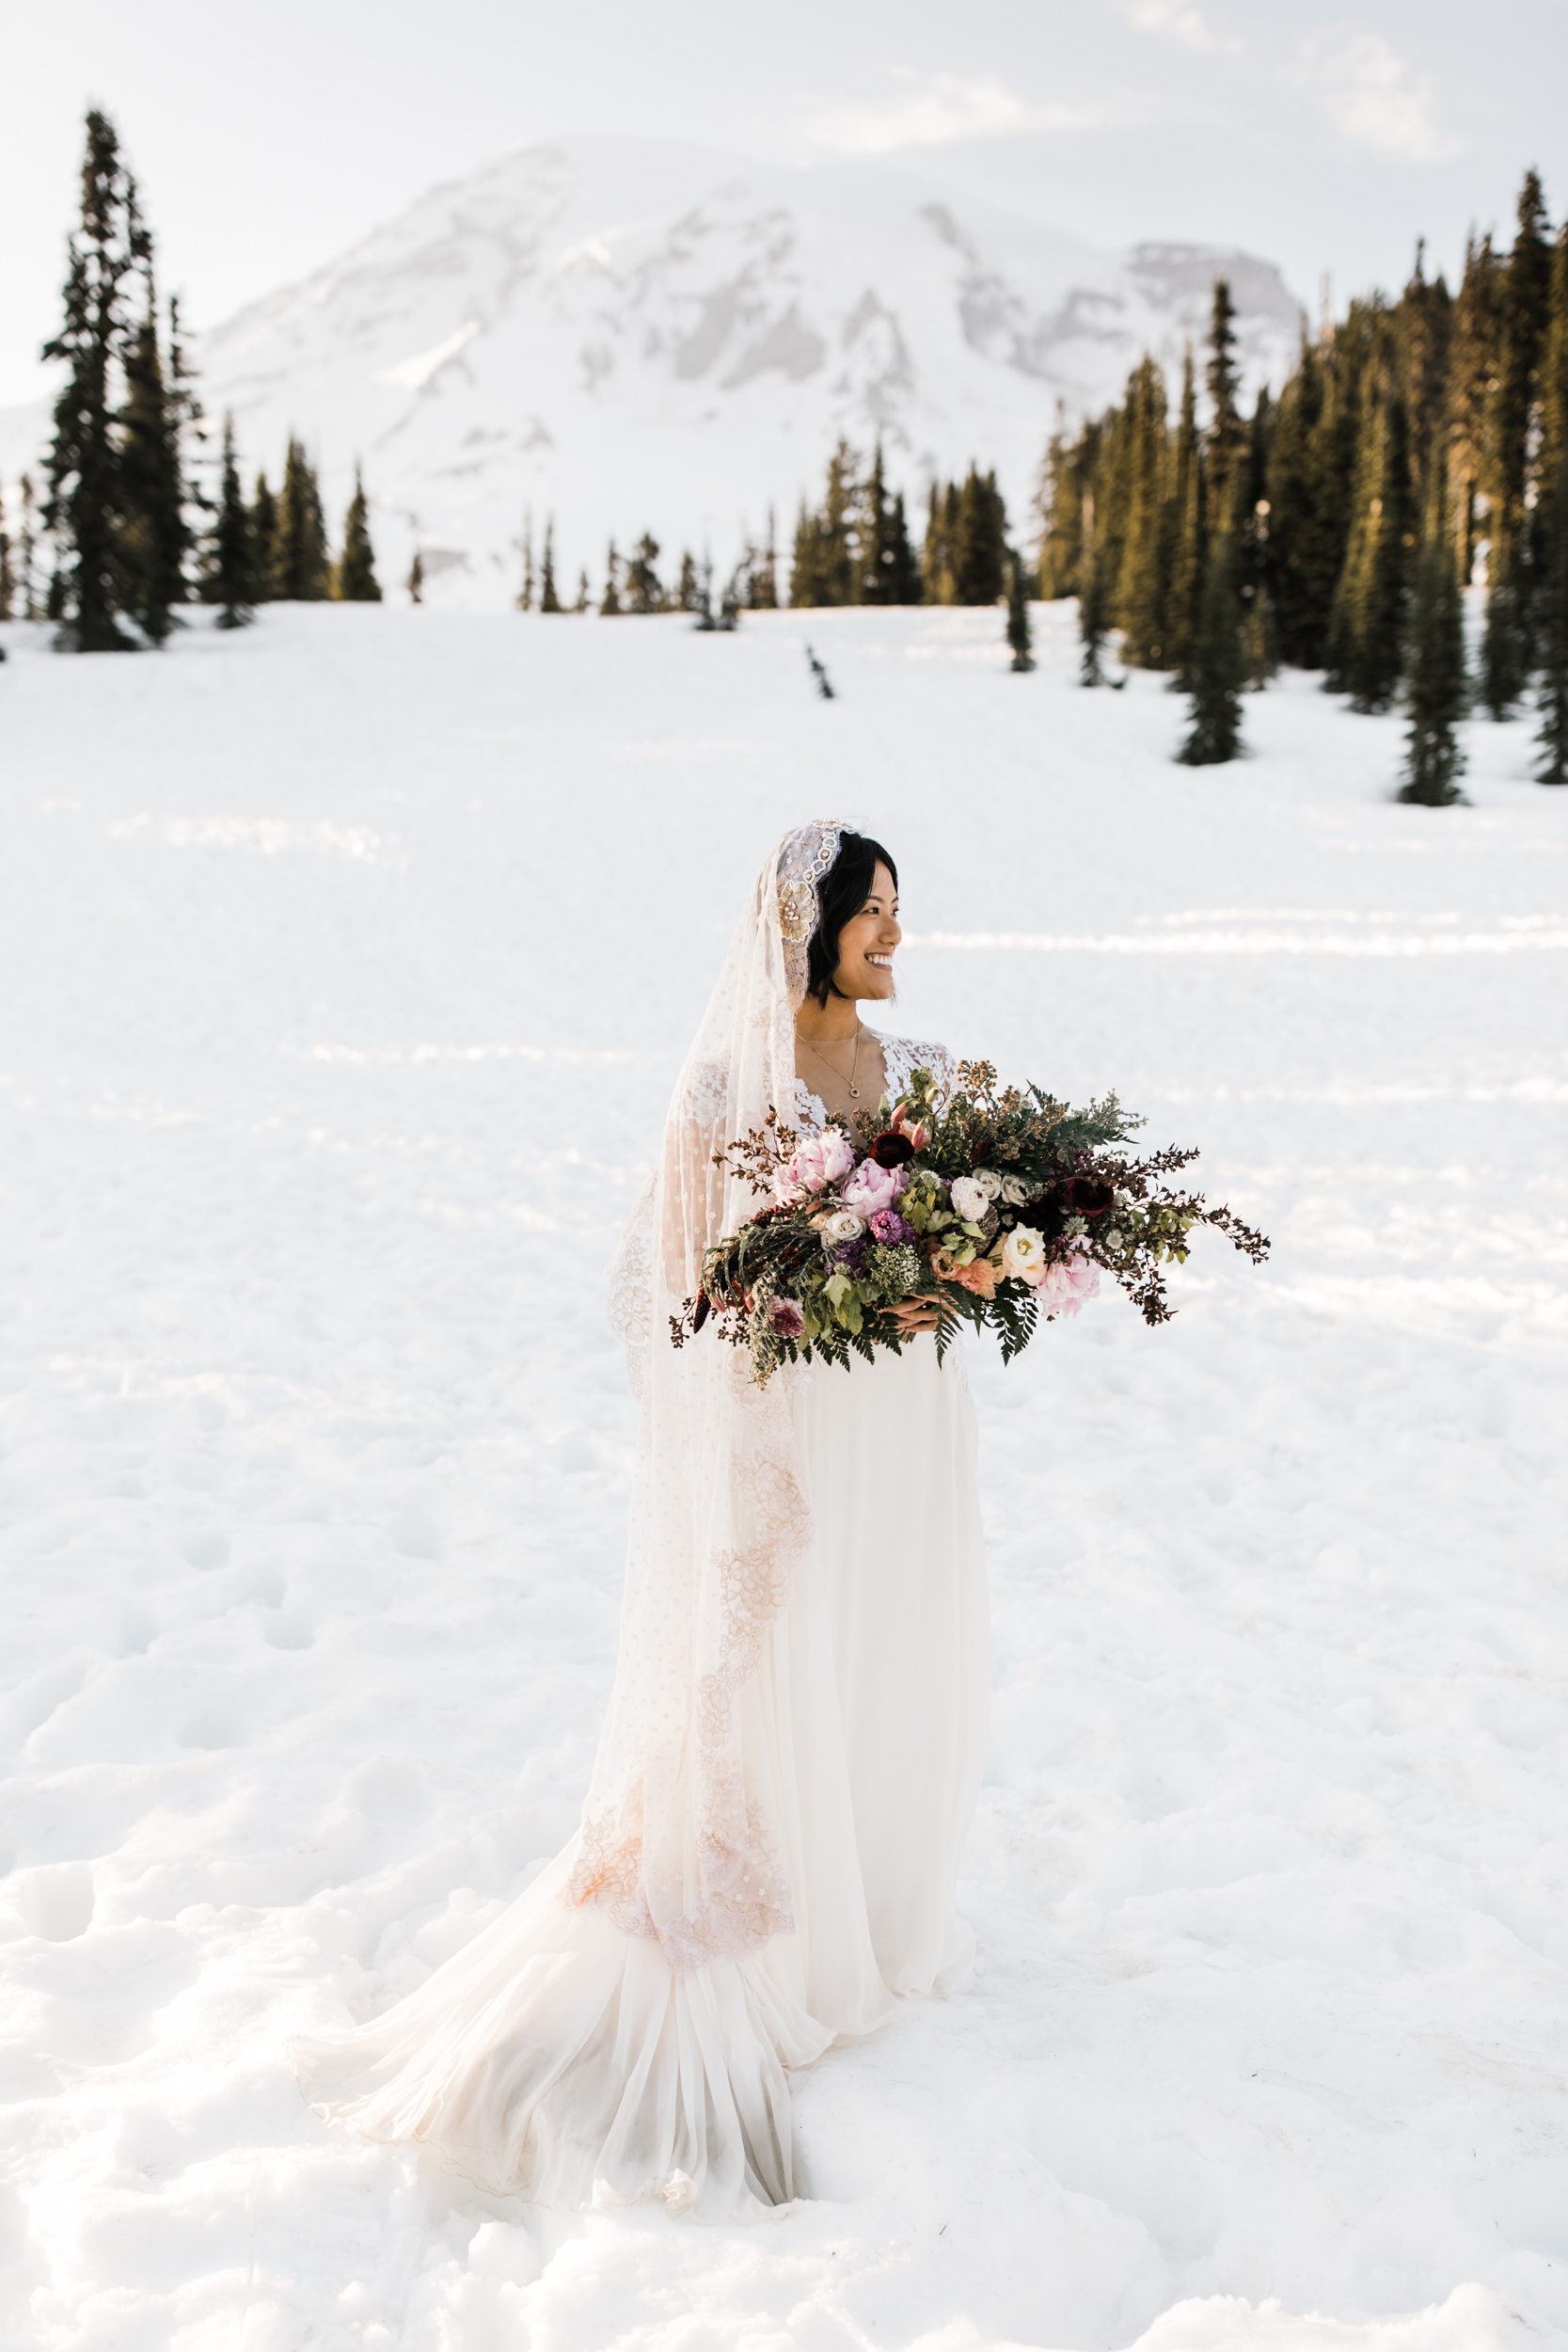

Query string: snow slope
174 136 1301 605
0 598 1564 2351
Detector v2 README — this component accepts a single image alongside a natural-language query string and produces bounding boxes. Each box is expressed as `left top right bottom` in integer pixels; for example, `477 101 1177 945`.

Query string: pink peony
1034 1246 1101 1319
776 1125 855 1200
841 1155 908 1217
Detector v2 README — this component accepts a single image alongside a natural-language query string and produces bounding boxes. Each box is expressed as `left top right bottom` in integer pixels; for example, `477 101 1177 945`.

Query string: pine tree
1164 349 1204 675
625 532 663 613
1178 541 1247 763
1445 233 1502 584
209 414 254 628
790 444 858 606
273 437 329 599
749 511 780 609
1079 545 1110 686
516 514 534 612
1325 331 1412 709
18 474 40 619
118 300 185 642
949 466 1007 605
0 487 13 621
250 473 277 599
1535 456 1568 784
599 542 623 615
1005 548 1035 671
1205 277 1247 535
538 517 562 612
1114 357 1168 663
923 482 958 605
42 109 138 650
574 568 590 613
1481 171 1553 712
674 549 699 612
334 467 381 601
406 548 424 605
1400 460 1468 803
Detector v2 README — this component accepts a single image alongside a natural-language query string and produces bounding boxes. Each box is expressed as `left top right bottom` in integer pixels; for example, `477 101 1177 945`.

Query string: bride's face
832 862 901 1002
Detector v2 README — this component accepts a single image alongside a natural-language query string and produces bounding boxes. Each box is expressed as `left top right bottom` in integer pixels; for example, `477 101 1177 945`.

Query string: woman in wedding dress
292 819 990 2218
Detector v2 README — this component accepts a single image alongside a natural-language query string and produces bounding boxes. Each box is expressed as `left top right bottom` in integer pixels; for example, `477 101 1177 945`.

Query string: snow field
0 598 1564 2350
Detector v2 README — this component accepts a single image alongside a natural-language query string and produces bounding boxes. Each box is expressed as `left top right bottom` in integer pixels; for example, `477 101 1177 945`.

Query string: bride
293 819 990 2218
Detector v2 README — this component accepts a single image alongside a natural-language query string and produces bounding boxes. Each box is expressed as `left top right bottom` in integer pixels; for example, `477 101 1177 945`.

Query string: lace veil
581 821 846 1969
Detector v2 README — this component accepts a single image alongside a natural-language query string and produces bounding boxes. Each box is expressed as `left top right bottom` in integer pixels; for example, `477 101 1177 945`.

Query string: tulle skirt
291 1333 990 2217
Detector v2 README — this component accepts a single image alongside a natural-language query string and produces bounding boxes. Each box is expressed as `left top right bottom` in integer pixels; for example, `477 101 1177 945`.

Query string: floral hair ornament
775 818 847 1000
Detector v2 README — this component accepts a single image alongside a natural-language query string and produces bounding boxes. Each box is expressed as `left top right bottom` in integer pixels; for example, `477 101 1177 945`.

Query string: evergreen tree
538 517 561 612
1535 456 1568 784
334 467 381 601
749 511 780 609
1005 548 1035 672
1400 461 1468 804
1205 277 1246 534
1445 233 1502 583
923 481 958 605
18 474 40 620
273 437 329 599
625 532 663 613
250 473 277 599
1325 332 1412 709
674 548 699 612
208 414 254 628
599 541 623 615
948 466 1008 604
0 487 13 620
516 514 534 612
406 548 423 605
1164 350 1204 674
1179 541 1248 764
1481 167 1553 710
574 568 590 613
790 444 858 606
42 109 138 650
118 294 185 642
853 442 920 605
1079 547 1110 686
1114 357 1168 664
1394 243 1453 511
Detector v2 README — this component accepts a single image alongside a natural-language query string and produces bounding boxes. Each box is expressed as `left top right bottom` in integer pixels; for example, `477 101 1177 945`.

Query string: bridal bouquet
671 1061 1269 1386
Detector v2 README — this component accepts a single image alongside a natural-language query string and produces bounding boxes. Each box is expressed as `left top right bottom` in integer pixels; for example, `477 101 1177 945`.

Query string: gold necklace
800 1023 864 1099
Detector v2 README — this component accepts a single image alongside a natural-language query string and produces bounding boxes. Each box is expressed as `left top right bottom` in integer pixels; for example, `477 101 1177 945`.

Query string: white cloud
807 72 1142 157
1289 26 1464 163
1122 0 1237 56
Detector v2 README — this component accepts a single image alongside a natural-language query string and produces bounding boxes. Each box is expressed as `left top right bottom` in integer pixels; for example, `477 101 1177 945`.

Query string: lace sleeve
881 1034 958 1104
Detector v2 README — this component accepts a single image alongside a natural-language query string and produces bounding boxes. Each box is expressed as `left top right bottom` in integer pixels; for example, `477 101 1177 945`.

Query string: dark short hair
806 831 898 1006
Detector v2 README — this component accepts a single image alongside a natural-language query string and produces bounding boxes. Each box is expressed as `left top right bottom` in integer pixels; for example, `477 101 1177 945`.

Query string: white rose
972 1168 1004 1200
949 1176 990 1222
1001 1173 1035 1205
999 1225 1046 1281
820 1209 865 1243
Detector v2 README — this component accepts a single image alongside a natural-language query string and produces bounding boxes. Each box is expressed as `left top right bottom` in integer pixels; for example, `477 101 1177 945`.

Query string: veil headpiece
584 823 847 1970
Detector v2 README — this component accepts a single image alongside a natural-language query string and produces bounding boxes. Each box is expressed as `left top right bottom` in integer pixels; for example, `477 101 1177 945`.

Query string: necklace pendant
848 1085 860 1097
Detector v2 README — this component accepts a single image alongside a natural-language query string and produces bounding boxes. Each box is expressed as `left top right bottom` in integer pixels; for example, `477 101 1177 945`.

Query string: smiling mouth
867 953 895 968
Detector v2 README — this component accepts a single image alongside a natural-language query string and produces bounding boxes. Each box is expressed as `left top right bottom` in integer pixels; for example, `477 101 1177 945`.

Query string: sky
2 0 1564 411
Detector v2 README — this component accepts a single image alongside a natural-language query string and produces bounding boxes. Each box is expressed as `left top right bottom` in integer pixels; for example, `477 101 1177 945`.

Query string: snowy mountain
193 138 1304 606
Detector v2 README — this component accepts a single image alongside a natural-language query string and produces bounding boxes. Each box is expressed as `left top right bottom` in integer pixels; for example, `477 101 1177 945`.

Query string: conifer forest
5 112 1566 792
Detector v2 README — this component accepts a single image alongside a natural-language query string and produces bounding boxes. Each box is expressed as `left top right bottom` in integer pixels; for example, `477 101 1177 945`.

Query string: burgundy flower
1067 1176 1115 1218
767 1296 806 1340
692 1293 711 1332
869 1130 916 1168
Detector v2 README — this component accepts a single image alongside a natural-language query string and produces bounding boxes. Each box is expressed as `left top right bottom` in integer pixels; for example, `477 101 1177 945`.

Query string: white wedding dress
293 934 990 2217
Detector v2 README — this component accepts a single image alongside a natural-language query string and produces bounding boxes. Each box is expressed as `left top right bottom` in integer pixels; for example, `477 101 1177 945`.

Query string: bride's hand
886 1293 953 1336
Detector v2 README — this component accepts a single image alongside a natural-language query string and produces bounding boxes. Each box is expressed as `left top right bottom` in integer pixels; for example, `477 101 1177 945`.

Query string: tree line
0 110 382 649
1038 168 1568 792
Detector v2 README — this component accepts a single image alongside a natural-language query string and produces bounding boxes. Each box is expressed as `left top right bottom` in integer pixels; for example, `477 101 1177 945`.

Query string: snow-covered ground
0 598 1564 2351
